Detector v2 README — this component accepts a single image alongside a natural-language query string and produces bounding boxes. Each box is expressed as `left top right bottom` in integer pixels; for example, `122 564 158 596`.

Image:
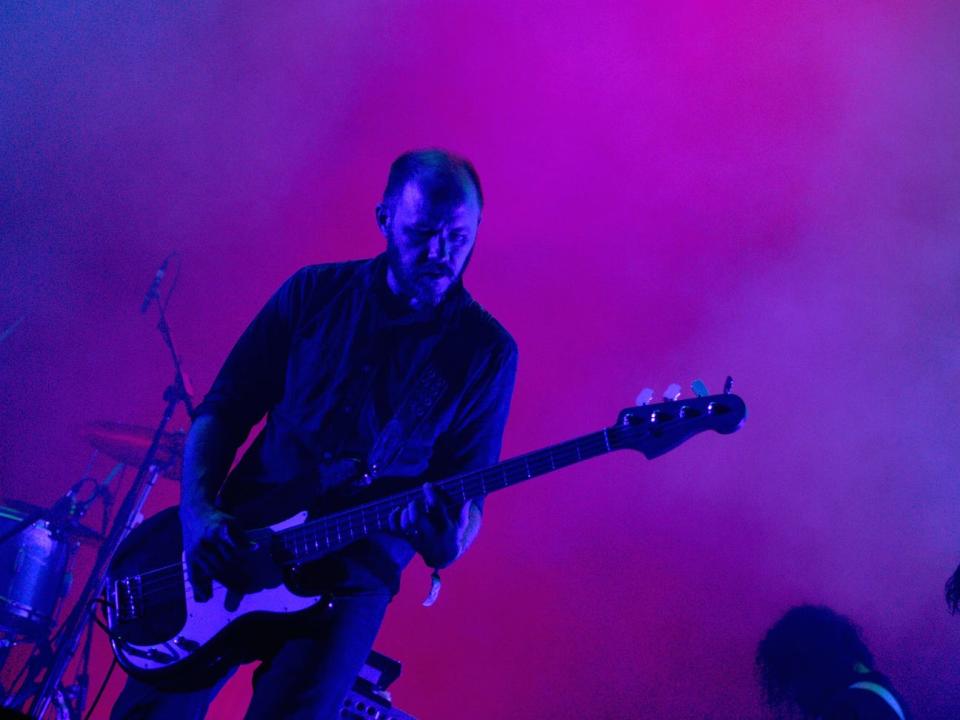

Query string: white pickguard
115 512 324 673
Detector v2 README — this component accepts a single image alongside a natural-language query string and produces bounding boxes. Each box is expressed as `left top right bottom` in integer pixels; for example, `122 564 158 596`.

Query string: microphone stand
26 263 192 719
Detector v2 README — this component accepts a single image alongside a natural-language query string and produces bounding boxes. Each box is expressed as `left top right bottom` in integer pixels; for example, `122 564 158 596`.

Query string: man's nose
426 233 448 260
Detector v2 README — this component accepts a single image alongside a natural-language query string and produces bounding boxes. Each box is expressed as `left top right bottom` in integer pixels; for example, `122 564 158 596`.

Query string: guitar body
106 507 327 690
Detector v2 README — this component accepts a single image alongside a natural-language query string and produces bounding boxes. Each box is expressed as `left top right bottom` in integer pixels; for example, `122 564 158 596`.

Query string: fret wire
331 434 608 542
277 425 639 553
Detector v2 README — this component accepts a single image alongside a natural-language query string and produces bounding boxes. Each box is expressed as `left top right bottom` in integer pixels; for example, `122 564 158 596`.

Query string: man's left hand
389 482 460 569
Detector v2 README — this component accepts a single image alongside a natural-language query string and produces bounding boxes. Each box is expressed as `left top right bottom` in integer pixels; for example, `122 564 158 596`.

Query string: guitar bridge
115 575 143 622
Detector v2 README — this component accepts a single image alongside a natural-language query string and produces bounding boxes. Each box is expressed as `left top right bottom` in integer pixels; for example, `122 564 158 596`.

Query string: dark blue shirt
194 254 517 594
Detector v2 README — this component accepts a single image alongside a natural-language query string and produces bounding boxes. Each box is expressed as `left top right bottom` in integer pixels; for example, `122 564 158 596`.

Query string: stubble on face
382 178 480 309
384 228 446 307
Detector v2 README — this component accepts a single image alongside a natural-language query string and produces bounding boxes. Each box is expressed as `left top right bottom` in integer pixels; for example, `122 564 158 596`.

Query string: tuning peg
635 388 654 406
723 376 734 395
691 379 709 397
663 383 681 401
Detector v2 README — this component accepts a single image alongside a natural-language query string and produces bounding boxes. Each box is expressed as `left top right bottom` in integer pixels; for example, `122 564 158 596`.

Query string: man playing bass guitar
111 149 518 719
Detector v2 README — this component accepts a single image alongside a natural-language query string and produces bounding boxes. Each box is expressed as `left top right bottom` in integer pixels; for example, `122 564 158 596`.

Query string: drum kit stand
0 258 192 719
2 260 418 720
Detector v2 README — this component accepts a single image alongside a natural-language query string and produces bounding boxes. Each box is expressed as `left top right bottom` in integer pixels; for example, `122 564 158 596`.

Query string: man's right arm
180 414 247 602
179 267 314 601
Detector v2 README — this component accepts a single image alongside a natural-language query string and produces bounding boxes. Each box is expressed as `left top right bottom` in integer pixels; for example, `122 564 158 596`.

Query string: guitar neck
275 426 630 565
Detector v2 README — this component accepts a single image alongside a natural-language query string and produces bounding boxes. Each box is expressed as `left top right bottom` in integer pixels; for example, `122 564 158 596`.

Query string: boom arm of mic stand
28 293 194 718
156 278 194 417
27 397 179 718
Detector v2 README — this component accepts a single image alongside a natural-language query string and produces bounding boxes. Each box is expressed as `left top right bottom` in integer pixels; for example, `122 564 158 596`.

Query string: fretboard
275 425 632 565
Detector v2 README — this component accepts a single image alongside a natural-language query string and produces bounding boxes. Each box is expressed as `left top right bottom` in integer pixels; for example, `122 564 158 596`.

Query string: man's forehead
395 177 479 221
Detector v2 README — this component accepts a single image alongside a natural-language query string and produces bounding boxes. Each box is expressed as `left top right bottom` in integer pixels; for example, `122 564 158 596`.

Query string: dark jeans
110 593 391 720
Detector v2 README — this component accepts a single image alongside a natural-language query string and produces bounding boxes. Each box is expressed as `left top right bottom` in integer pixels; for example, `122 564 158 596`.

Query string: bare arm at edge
179 414 246 601
180 414 238 513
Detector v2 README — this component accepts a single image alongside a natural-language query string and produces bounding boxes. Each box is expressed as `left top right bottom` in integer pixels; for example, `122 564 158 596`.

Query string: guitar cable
83 657 117 720
81 598 120 720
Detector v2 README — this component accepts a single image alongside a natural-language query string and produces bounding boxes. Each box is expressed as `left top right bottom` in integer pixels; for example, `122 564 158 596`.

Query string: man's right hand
180 503 247 603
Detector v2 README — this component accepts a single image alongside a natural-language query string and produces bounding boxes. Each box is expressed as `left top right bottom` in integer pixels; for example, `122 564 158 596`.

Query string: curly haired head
945 561 960 613
756 605 874 718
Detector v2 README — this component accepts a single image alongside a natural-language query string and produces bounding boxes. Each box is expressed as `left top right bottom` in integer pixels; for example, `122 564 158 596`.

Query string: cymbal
2 499 104 543
83 421 184 481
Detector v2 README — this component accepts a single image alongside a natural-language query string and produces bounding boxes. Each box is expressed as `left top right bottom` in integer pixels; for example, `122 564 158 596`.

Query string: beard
385 233 474 309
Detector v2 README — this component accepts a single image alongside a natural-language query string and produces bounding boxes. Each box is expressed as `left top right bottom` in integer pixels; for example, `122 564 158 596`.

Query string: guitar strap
361 303 482 607
364 361 449 482
364 298 487 480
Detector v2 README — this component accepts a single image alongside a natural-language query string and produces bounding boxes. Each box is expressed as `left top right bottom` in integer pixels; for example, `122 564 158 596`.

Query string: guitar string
125 422 667 603
275 431 617 552
123 399 739 608
130 432 606 584
127 430 628 601
129 432 623 601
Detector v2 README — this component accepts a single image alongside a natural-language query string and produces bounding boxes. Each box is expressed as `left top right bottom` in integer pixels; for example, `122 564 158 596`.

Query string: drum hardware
1 499 104 545
0 472 119 645
82 423 185 483
0 464 125 713
8 254 194 720
0 506 74 640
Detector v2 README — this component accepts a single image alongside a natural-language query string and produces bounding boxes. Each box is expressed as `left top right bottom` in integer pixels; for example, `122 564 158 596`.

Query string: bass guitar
105 379 746 687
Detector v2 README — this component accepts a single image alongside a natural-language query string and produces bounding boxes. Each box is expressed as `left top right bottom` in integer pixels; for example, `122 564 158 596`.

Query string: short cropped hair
382 149 483 211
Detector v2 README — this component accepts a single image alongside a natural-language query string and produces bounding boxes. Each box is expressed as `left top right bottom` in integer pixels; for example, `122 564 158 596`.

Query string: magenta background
3 2 960 718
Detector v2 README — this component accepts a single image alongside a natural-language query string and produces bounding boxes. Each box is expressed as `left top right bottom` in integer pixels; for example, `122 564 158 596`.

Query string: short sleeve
192 268 307 447
433 338 518 506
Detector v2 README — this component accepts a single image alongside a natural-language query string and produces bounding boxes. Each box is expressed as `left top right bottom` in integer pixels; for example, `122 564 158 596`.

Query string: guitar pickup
115 575 143 622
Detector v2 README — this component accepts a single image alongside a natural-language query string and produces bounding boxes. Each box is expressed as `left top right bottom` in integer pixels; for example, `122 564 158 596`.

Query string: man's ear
375 203 390 239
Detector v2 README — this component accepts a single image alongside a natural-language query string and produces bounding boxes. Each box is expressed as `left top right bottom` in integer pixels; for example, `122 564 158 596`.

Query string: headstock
613 377 747 459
